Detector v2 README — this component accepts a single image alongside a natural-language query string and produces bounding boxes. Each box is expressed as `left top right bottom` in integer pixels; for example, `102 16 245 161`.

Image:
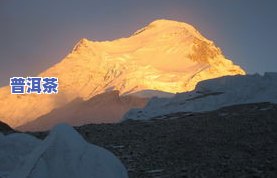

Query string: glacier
123 73 277 120
0 124 128 178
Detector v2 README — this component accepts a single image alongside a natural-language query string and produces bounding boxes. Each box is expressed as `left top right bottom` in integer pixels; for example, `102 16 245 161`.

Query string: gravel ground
4 102 277 178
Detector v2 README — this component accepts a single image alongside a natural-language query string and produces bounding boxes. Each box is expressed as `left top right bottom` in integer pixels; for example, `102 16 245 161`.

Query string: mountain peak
132 19 203 41
76 38 91 45
72 38 91 52
0 19 245 128
79 38 90 43
148 19 192 27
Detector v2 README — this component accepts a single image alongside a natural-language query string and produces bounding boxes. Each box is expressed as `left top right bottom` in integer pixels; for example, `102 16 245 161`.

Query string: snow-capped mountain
123 73 277 120
0 19 245 128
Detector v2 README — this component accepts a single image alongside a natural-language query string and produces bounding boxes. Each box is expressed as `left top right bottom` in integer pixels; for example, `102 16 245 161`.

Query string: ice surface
0 124 128 178
123 73 277 120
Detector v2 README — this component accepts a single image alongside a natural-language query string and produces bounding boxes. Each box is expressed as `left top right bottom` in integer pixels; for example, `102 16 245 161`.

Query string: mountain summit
0 19 245 128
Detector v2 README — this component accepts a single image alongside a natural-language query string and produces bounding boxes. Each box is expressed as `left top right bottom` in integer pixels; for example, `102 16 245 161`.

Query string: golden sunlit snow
0 19 245 128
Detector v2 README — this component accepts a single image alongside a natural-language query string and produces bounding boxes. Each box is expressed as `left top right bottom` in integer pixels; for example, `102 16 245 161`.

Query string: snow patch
0 124 128 178
123 73 277 120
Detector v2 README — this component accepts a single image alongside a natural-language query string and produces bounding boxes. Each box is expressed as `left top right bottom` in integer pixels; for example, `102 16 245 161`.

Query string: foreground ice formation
0 124 128 178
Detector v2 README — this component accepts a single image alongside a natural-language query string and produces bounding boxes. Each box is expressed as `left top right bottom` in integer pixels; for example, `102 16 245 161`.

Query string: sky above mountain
0 0 276 87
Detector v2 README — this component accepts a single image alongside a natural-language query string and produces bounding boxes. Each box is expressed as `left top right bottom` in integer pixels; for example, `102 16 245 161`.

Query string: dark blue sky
0 0 276 87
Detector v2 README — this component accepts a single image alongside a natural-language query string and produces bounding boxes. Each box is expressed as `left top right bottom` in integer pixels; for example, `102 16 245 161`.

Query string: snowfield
0 124 128 178
0 19 245 128
123 73 277 120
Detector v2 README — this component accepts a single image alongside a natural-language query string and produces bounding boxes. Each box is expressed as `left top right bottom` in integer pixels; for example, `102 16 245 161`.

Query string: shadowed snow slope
127 89 175 98
0 124 128 178
0 121 13 134
0 19 245 128
18 91 148 131
123 73 277 120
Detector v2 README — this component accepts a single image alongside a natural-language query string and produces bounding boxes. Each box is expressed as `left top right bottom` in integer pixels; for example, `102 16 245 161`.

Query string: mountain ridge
0 19 245 128
124 72 277 121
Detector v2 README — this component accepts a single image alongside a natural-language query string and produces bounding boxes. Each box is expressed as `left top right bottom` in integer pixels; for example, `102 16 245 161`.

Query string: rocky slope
0 19 245 128
26 102 277 178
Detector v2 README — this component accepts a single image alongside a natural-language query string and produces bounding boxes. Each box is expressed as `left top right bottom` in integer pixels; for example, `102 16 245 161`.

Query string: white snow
0 19 245 128
0 124 128 178
123 73 277 120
